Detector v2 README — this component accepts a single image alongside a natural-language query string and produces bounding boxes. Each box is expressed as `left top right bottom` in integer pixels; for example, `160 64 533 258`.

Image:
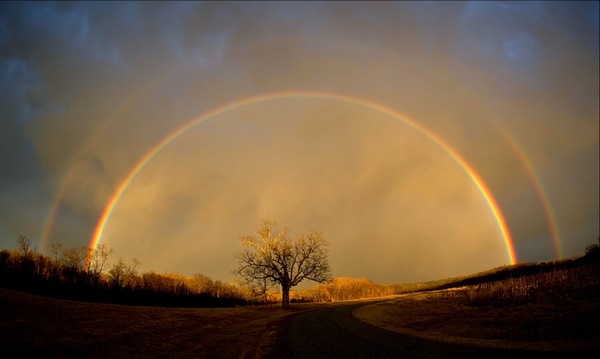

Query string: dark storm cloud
0 1 597 283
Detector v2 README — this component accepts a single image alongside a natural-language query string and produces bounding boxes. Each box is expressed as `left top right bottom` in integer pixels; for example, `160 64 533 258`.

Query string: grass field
0 288 304 358
355 261 600 354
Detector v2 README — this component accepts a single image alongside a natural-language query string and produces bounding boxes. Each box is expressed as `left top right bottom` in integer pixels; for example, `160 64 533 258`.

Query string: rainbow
39 70 180 253
498 129 562 259
39 120 116 254
89 91 517 264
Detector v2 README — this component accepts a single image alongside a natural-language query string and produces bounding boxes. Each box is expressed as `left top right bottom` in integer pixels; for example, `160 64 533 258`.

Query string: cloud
100 101 508 283
0 2 597 283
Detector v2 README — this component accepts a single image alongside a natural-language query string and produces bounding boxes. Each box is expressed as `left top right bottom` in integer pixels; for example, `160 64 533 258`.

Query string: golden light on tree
234 220 332 308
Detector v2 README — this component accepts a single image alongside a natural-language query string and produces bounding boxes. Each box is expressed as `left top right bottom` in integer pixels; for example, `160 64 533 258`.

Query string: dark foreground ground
0 288 289 358
271 299 599 358
1 288 598 358
272 294 600 358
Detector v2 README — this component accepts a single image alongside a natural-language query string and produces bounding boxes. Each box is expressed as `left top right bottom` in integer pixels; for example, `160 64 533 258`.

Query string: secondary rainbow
498 129 562 258
89 91 517 264
39 70 179 254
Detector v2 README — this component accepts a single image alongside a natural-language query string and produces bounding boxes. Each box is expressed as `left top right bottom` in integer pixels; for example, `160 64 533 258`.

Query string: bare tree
190 273 216 295
61 246 89 284
86 244 114 287
50 242 62 263
234 220 332 308
16 234 34 259
108 257 140 290
15 235 36 278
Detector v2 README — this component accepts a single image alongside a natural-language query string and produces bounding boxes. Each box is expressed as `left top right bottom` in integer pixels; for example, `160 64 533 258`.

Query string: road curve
268 301 577 359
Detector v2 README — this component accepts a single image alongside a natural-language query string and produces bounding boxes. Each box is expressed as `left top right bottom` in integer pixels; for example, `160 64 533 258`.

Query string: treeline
291 277 395 302
0 236 401 307
7 234 595 307
0 235 248 307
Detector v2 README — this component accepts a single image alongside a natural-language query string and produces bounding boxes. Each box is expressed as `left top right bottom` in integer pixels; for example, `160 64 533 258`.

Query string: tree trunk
282 282 291 308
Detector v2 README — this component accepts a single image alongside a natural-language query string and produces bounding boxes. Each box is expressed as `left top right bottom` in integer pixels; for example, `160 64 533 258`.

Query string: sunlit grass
461 263 600 306
354 259 600 352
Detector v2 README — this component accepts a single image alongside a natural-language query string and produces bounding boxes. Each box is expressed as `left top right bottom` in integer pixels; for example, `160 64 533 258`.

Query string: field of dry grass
0 288 308 358
355 291 599 352
354 263 600 354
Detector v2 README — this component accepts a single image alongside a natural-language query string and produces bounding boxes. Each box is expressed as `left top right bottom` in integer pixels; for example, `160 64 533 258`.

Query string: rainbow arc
87 91 518 264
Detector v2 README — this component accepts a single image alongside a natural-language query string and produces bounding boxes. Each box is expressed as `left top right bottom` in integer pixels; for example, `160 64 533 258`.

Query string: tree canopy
234 220 332 308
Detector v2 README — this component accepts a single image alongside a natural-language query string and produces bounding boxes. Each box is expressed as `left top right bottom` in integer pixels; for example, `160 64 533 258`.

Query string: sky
1 1 598 285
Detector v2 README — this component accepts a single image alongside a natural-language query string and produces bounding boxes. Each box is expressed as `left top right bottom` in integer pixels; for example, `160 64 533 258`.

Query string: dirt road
270 301 590 358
